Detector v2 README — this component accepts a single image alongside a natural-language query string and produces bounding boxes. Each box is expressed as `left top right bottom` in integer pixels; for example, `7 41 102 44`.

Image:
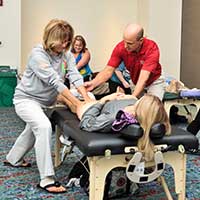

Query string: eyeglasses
57 40 71 49
61 39 71 46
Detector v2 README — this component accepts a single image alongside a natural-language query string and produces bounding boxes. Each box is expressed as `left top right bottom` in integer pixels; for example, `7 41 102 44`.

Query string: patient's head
135 94 171 161
135 94 170 133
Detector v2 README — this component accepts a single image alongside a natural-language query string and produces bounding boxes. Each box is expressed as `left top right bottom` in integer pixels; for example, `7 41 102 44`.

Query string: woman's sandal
3 160 31 168
37 181 67 194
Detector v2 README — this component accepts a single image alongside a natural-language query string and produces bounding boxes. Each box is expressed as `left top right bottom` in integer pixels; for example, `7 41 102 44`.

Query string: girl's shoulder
83 49 90 55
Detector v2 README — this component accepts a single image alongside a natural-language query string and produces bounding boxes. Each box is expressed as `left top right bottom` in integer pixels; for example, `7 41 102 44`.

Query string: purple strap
112 110 138 132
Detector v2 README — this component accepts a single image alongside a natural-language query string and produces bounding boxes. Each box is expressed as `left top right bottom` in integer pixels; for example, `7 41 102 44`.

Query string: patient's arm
77 93 137 120
78 94 138 132
77 92 125 119
99 92 127 103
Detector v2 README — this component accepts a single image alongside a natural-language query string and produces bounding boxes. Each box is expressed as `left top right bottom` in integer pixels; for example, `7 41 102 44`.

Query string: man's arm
84 66 115 91
132 41 160 98
132 70 150 98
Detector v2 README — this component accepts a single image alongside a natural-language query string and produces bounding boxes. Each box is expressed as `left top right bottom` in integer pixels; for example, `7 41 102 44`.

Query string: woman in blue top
71 35 93 81
109 62 132 94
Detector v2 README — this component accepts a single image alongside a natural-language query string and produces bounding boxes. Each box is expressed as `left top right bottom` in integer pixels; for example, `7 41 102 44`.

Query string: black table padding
50 107 199 157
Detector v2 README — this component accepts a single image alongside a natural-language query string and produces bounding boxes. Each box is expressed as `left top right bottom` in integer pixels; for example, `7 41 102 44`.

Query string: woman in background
71 35 93 81
109 61 132 94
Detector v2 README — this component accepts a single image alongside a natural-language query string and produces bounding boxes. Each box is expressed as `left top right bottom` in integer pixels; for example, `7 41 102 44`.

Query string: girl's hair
71 35 87 53
43 19 74 53
135 94 171 161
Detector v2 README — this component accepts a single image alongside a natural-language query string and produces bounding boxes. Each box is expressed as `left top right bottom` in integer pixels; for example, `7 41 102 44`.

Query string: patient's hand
116 94 138 100
100 92 125 103
124 105 136 116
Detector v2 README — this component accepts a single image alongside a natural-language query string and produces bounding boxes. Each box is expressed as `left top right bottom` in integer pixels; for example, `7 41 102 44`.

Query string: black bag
67 156 139 199
170 105 188 124
68 156 90 194
187 109 200 135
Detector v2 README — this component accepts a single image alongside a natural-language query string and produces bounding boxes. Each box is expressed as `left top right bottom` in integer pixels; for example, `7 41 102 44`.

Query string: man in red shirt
85 23 165 100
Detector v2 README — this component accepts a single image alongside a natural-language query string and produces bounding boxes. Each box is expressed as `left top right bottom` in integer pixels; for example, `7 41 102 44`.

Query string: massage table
163 92 200 118
48 107 199 200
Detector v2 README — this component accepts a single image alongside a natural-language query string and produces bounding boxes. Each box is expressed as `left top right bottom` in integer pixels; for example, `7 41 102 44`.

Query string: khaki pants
146 76 166 100
131 76 165 100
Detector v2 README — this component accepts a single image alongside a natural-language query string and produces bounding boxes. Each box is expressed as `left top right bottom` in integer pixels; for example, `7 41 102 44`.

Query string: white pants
6 99 54 179
146 76 166 100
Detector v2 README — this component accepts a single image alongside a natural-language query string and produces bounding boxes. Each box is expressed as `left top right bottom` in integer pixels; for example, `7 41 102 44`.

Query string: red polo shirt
107 38 161 86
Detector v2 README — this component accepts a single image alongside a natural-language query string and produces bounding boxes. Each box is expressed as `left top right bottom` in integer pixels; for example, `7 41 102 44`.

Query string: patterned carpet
0 107 200 200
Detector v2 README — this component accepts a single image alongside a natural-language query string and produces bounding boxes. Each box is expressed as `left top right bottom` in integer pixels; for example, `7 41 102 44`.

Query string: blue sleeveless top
111 62 130 84
76 53 92 77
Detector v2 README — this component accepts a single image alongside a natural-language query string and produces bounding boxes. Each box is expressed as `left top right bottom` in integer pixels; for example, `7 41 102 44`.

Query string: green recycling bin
0 69 17 107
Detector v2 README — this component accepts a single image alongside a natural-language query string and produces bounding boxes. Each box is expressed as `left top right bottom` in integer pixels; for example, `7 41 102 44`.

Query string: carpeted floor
0 107 200 200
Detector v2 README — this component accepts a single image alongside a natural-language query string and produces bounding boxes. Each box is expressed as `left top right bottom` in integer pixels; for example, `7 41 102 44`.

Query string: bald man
85 24 165 100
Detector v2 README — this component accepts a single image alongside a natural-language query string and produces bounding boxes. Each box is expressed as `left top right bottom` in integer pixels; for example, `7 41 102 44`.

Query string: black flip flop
3 160 31 168
37 181 67 194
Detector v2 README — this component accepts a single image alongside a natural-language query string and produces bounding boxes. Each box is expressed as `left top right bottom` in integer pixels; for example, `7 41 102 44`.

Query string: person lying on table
59 93 171 162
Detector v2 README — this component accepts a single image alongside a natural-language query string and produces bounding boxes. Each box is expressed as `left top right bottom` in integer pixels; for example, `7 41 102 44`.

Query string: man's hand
84 81 95 92
84 66 115 92
132 70 150 98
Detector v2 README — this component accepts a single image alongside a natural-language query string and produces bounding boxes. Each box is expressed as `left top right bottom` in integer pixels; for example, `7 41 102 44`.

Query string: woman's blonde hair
43 19 74 52
135 94 171 161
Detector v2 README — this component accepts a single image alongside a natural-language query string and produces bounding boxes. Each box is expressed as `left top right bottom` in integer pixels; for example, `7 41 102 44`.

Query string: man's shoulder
143 38 158 47
115 40 125 49
113 41 127 55
142 38 159 53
